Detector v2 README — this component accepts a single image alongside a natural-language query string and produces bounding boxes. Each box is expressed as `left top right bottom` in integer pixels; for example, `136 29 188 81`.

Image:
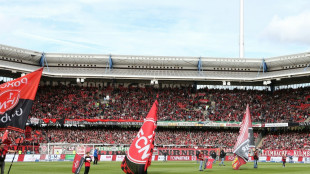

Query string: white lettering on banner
4 155 18 162
0 78 28 89
0 90 21 114
258 157 267 162
270 157 282 162
116 155 125 161
158 156 165 161
47 155 60 161
262 150 310 157
24 154 40 162
74 160 79 168
100 155 113 161
170 156 190 161
135 129 154 160
0 108 23 123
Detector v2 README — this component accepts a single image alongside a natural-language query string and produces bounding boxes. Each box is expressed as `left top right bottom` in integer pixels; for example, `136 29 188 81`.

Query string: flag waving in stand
1 130 11 145
232 104 254 170
0 68 43 132
121 100 158 174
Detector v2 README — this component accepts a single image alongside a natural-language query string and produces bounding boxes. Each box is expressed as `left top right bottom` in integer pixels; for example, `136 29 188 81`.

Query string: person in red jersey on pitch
282 154 286 168
0 143 17 174
198 151 204 171
84 152 92 174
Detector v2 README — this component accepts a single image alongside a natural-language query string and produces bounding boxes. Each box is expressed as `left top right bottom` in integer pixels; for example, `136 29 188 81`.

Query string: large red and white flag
0 68 43 132
232 104 253 170
72 154 84 174
121 100 158 174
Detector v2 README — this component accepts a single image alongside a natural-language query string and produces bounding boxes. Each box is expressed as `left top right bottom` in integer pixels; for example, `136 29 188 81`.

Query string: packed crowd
200 87 310 123
260 132 310 150
29 85 310 123
14 128 251 148
2 128 309 150
155 129 250 147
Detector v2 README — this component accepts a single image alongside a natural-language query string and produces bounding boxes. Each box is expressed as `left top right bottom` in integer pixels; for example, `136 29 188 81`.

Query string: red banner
72 154 84 174
168 156 196 161
42 118 144 124
262 150 310 157
157 148 219 156
0 68 43 132
206 158 214 169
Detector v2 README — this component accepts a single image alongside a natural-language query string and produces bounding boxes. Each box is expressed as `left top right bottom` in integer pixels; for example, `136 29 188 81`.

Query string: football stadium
1 0 310 174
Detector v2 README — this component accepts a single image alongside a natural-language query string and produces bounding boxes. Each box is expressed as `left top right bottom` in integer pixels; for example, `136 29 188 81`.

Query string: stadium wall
5 154 310 163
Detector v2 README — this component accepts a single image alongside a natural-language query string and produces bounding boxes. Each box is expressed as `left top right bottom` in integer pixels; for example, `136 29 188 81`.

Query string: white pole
240 0 244 58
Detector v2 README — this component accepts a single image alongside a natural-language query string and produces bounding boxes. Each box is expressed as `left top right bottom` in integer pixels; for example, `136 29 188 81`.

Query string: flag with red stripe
72 154 84 174
232 104 252 170
0 68 43 132
121 100 158 174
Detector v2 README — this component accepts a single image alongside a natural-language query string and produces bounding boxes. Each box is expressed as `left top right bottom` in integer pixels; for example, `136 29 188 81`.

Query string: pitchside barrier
8 144 303 163
5 154 310 163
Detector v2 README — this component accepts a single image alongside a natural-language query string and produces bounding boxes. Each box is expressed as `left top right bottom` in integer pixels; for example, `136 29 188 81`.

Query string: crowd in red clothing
155 129 252 147
2 128 309 150
7 128 254 148
198 87 310 123
261 132 310 150
29 85 310 123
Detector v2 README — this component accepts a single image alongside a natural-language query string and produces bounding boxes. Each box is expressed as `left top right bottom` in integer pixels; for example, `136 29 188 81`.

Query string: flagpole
7 136 21 174
239 0 244 58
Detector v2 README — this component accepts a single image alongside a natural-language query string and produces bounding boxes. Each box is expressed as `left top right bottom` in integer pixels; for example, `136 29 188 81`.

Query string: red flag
121 100 158 174
232 155 247 170
2 130 11 145
35 130 41 135
15 137 23 144
25 126 32 140
72 154 84 174
232 104 251 170
0 68 43 132
205 158 214 169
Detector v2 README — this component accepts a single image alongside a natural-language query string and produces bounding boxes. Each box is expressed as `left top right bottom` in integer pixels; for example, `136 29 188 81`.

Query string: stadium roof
1 44 310 85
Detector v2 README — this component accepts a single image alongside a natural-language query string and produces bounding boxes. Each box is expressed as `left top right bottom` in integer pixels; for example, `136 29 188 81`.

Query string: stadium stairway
256 136 266 149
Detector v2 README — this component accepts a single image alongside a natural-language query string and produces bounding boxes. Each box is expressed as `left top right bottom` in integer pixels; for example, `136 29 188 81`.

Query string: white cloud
263 11 310 44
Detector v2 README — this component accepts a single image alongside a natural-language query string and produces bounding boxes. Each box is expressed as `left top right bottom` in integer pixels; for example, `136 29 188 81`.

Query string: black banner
0 99 33 132
0 68 42 132
121 156 146 174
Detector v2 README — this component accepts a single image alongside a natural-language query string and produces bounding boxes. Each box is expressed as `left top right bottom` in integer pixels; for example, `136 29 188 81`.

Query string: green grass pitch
4 161 310 174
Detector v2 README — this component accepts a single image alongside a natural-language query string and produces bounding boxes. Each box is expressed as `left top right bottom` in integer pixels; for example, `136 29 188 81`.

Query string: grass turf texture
4 161 310 174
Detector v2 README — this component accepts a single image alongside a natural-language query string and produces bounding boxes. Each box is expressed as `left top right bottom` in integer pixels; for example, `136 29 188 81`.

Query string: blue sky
0 0 310 58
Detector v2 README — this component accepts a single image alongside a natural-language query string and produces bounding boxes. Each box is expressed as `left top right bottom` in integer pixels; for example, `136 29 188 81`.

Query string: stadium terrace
0 44 310 173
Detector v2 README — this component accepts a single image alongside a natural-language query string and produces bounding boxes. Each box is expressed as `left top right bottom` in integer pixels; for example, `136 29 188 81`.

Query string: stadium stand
260 131 310 150
29 85 310 122
1 44 310 159
2 128 257 148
